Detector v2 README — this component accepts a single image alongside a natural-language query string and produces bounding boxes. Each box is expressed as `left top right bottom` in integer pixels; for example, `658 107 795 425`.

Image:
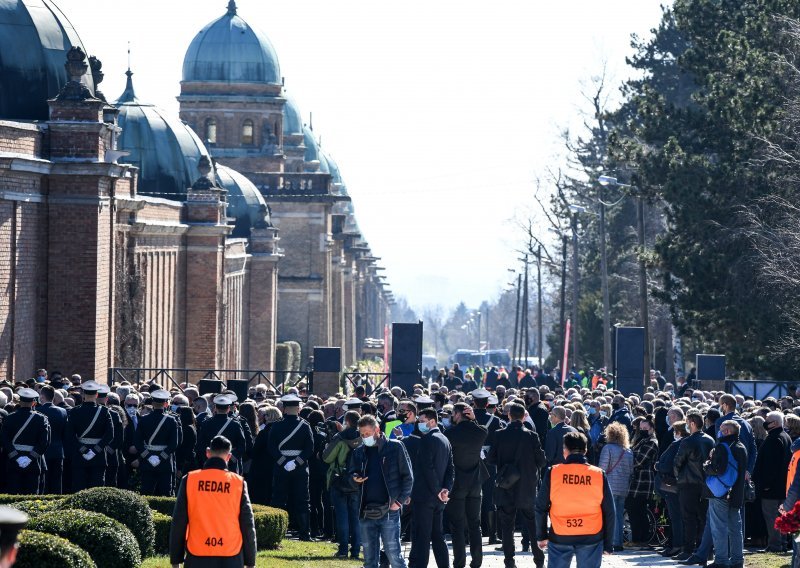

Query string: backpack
705 443 738 498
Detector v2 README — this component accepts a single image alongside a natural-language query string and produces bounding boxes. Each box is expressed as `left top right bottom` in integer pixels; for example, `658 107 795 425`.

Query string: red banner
561 319 571 387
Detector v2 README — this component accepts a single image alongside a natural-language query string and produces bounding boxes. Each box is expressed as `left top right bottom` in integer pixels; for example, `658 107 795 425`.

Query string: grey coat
598 443 633 497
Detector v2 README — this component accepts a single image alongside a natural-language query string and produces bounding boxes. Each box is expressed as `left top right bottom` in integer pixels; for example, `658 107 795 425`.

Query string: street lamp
598 173 650 389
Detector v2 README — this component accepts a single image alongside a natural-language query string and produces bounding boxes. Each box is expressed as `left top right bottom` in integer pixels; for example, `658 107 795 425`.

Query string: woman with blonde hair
598 422 634 551
248 404 282 504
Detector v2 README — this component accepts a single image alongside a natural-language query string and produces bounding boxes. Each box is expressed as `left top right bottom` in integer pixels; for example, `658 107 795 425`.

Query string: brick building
0 0 392 383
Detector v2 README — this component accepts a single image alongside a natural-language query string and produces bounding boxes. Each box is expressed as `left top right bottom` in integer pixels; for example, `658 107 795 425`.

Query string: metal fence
107 368 310 394
725 379 794 399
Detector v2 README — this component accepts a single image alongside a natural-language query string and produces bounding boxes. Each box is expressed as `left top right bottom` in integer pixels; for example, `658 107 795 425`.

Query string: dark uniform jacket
266 415 314 468
107 406 125 468
527 402 549 446
473 408 504 453
2 407 50 471
349 435 414 511
488 420 546 507
65 402 114 466
135 409 180 472
444 419 488 498
411 427 454 502
196 414 247 472
169 457 257 568
38 402 67 459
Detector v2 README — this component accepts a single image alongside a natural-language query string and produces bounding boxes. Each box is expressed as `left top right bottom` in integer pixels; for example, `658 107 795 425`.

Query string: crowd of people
1 366 800 567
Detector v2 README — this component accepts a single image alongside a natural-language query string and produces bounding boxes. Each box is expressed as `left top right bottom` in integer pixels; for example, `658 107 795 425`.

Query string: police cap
0 506 28 548
487 395 499 406
97 384 111 397
151 389 171 402
213 394 235 407
279 393 302 407
344 398 362 408
471 388 490 400
17 388 38 402
80 380 103 393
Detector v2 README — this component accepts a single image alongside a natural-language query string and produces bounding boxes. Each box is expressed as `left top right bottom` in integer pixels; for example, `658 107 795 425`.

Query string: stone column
247 225 281 370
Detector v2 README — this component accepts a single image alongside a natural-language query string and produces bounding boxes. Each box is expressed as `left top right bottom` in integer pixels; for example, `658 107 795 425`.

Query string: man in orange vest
535 432 615 568
170 435 256 568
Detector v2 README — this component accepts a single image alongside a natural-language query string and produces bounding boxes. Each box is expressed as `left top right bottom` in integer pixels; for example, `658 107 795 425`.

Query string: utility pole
637 195 650 390
598 185 611 371
559 236 568 366
512 273 521 365
537 245 543 365
571 215 580 370
523 256 530 367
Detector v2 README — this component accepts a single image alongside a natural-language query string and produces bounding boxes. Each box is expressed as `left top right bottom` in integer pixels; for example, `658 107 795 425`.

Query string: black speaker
615 327 645 396
314 347 342 373
198 378 223 396
392 322 423 373
226 379 249 403
696 354 725 382
391 372 420 396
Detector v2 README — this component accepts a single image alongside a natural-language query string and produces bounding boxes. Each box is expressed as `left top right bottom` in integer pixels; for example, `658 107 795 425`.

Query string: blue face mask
588 407 596 415
442 418 451 428
600 411 608 418
170 405 179 413
418 422 431 434
362 435 376 447
36 376 45 383
665 414 671 427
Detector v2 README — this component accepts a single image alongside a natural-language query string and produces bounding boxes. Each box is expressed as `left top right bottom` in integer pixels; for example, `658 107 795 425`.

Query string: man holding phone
350 415 413 568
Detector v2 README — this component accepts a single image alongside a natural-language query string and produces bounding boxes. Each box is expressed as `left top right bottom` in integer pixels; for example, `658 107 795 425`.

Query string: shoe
335 552 348 559
678 556 704 566
662 547 682 557
488 537 499 545
674 552 693 561
495 545 504 552
613 545 624 552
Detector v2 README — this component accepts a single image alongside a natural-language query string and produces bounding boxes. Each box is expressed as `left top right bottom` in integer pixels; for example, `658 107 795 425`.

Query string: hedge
15 530 96 568
145 495 177 516
62 487 155 557
152 512 171 556
8 498 64 517
253 505 288 550
0 494 62 504
28 509 140 568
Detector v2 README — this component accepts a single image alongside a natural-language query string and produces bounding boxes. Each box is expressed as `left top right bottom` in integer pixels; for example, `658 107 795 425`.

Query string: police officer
472 388 505 545
535 431 615 567
65 380 114 490
97 385 124 487
196 394 247 475
169 435 256 568
0 506 28 568
37 385 67 494
1 388 50 494
135 389 180 496
268 393 314 541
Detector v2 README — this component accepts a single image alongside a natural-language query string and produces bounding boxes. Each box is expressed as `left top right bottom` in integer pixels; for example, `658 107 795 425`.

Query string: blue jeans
613 494 626 547
331 487 361 556
708 498 743 567
360 509 406 568
546 540 603 568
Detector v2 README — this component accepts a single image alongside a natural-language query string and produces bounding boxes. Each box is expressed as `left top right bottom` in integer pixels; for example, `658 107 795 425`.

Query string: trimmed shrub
152 511 171 556
252 505 288 550
285 341 302 372
0 494 62 505
28 509 140 568
276 343 292 384
145 495 177 516
62 487 155 557
9 498 64 517
15 530 96 568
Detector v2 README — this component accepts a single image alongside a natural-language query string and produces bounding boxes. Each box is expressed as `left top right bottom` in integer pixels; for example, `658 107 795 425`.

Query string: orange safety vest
787 449 800 496
186 468 244 557
549 462 604 536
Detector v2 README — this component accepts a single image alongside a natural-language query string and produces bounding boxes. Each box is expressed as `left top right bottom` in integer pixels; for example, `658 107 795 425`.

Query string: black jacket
656 438 682 485
444 420 488 498
535 454 615 552
488 421 545 507
674 431 715 486
350 435 414 510
703 434 748 507
412 428 454 502
753 426 792 499
169 457 257 567
38 402 67 459
545 422 576 467
527 402 549 446
65 402 114 467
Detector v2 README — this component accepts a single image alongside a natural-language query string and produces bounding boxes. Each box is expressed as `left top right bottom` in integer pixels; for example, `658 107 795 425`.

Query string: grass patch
142 540 362 568
746 551 792 568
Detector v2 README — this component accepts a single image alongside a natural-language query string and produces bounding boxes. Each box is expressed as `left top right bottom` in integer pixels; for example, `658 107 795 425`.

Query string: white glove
83 449 96 461
148 455 161 467
284 460 297 472
16 456 31 469
480 449 487 460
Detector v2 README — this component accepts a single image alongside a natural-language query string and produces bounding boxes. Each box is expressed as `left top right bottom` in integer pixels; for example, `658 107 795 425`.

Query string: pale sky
58 0 668 312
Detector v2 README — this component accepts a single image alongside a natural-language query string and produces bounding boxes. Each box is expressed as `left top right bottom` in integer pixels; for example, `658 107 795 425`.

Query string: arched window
205 118 217 145
242 119 254 145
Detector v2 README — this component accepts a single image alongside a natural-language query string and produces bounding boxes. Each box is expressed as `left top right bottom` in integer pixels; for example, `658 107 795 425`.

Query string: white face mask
674 433 681 442
362 435 377 447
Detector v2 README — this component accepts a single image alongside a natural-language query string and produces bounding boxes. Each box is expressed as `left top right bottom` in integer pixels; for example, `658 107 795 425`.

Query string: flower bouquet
775 501 800 542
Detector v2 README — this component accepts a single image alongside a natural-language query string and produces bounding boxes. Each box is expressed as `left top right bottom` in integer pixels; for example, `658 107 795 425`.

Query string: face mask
398 412 408 422
665 414 671 427
674 433 681 442
716 430 723 439
442 418 451 428
418 422 431 434
588 407 596 415
126 406 137 417
259 423 265 431
362 435 377 447
170 405 179 413
36 376 45 383
600 411 608 418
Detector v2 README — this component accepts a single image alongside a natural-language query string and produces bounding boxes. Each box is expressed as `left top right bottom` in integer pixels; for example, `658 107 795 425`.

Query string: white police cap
487 395 499 406
151 389 171 402
80 380 102 393
97 384 111 396
344 398 362 407
17 388 38 402
279 394 302 406
213 394 235 406
471 388 490 399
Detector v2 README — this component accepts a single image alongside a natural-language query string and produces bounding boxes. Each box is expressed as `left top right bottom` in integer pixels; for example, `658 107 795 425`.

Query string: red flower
775 501 800 535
